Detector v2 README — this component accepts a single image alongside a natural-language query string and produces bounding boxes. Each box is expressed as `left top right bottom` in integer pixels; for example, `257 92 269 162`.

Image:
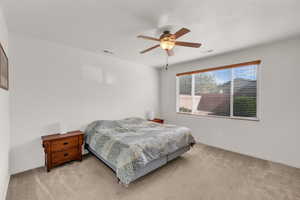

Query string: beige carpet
6 144 300 200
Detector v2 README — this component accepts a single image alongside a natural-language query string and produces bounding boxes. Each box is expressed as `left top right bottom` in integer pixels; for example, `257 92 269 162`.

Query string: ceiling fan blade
137 35 160 41
140 45 160 54
166 49 174 56
174 28 190 39
175 41 201 48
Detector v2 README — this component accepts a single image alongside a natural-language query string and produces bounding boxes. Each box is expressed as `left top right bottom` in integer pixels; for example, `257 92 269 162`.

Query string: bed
84 117 195 185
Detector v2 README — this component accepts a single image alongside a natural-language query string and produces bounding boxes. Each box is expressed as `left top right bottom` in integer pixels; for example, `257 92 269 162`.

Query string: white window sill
176 112 260 122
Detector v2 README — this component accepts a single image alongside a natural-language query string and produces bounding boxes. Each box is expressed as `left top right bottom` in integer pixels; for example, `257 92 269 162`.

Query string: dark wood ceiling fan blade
166 49 174 56
140 45 160 54
175 41 201 48
137 35 160 41
174 28 190 39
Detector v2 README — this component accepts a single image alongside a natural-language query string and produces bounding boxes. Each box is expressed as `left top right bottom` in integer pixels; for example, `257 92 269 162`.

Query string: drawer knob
64 153 69 157
63 142 68 145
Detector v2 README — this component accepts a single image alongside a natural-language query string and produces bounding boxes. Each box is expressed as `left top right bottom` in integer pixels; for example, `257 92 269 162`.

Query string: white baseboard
1 174 10 200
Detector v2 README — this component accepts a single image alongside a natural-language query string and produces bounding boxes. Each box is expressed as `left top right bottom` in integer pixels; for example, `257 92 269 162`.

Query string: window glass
178 75 192 113
176 61 260 120
233 65 257 117
194 69 231 116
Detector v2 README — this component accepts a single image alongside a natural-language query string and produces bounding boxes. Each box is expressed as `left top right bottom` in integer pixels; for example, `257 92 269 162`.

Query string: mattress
86 143 191 183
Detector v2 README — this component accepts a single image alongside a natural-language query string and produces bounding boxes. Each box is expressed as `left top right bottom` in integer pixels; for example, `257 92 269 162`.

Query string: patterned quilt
85 118 195 184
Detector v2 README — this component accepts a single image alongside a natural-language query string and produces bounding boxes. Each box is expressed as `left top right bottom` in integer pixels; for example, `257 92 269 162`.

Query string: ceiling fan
137 28 201 56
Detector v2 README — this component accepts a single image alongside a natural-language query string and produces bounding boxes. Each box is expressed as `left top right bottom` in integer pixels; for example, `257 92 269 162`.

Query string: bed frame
85 143 192 186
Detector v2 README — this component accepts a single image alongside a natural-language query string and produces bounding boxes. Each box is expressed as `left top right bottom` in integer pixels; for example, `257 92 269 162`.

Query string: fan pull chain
165 53 169 70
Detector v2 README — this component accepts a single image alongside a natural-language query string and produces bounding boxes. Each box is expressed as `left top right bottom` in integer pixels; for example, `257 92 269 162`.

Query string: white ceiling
2 0 300 67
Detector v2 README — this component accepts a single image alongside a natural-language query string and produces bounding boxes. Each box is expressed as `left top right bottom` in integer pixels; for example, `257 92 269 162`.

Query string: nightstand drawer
51 137 78 152
52 148 78 165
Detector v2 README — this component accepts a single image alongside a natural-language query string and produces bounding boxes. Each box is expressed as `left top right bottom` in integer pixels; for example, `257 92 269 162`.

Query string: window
176 60 260 120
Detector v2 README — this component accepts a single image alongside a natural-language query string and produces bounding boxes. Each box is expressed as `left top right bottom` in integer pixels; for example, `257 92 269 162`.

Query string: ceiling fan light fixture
160 37 175 50
138 27 201 56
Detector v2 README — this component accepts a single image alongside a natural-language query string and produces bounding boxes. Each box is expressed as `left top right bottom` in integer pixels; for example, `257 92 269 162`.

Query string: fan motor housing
160 31 174 40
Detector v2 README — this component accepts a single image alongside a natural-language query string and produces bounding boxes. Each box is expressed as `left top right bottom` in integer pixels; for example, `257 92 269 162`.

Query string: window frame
176 60 261 121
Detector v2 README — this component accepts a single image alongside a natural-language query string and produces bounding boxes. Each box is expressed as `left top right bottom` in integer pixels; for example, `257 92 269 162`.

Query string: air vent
103 49 114 55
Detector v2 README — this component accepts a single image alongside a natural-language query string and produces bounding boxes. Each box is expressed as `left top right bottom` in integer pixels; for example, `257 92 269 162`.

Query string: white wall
161 36 300 168
0 5 10 200
9 33 160 174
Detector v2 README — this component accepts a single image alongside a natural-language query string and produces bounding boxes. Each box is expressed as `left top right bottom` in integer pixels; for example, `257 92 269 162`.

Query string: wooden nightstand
149 118 164 124
41 130 84 172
